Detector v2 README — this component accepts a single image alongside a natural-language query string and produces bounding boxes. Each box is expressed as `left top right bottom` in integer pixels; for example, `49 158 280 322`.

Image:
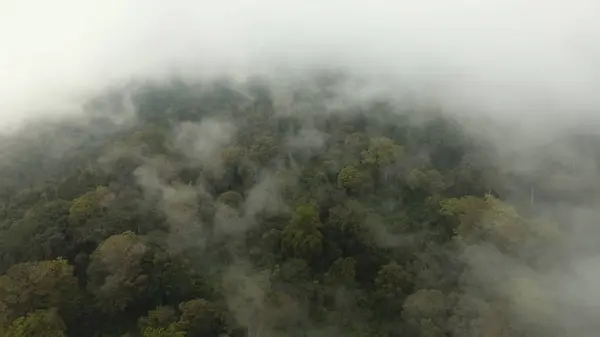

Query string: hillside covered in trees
0 73 598 337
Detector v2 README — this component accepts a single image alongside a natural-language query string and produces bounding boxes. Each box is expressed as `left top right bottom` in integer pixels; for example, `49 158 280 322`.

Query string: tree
139 306 178 329
372 262 412 318
361 137 403 168
87 231 148 313
0 200 71 270
56 167 109 200
250 229 283 267
146 250 213 306
68 186 110 226
0 258 79 326
2 309 66 337
337 165 371 193
375 262 412 298
176 299 225 337
402 289 447 336
281 205 324 260
440 195 529 253
248 135 279 164
325 257 356 287
360 137 403 187
406 169 446 194
323 199 369 257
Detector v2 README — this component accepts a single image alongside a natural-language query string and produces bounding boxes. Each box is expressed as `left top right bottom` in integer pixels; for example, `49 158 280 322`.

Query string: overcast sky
1 0 599 129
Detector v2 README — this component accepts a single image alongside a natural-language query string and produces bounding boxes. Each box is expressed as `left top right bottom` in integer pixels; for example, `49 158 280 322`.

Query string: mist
2 1 600 337
2 0 600 130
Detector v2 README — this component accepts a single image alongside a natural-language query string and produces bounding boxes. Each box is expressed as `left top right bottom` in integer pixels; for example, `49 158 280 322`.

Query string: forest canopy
0 73 597 337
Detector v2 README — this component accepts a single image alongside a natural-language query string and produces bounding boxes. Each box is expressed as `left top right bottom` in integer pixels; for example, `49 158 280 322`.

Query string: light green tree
3 309 66 337
68 186 110 226
87 231 148 313
281 205 324 260
0 258 79 326
361 137 403 168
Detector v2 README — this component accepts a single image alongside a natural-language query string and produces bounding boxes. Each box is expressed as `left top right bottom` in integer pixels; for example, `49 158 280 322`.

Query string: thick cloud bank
1 0 599 129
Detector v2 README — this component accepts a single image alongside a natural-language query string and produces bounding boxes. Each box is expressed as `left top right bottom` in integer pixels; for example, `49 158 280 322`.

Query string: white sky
1 0 599 129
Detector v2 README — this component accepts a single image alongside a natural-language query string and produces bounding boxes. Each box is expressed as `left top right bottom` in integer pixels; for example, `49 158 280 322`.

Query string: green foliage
406 169 446 194
3 309 67 337
361 137 403 168
0 200 71 270
248 135 279 163
375 262 412 298
68 186 109 226
440 195 532 252
87 231 148 313
0 258 79 326
139 306 178 330
281 205 324 260
0 75 576 337
338 165 370 192
176 299 225 337
324 257 356 286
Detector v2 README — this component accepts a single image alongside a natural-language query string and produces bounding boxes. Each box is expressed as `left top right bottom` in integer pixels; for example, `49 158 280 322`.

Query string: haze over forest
1 1 600 336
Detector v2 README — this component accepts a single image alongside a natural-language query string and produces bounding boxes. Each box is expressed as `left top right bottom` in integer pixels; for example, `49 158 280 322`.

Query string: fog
2 0 599 130
2 1 600 336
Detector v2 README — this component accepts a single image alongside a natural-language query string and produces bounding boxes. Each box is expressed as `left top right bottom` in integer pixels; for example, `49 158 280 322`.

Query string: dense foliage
0 74 594 336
